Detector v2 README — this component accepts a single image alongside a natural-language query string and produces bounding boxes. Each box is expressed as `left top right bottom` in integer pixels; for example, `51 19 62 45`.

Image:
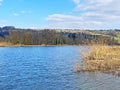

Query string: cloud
46 0 120 29
13 10 31 16
20 10 31 14
0 0 3 5
13 13 19 16
73 0 80 4
46 14 104 29
0 20 7 26
46 13 106 29
46 14 83 22
46 21 103 29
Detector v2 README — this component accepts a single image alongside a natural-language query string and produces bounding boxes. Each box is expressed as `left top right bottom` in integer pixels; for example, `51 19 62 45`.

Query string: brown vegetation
0 42 13 47
0 27 118 45
0 42 23 47
77 46 120 76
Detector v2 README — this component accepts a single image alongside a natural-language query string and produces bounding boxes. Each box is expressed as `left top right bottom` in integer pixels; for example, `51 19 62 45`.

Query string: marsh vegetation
78 46 120 76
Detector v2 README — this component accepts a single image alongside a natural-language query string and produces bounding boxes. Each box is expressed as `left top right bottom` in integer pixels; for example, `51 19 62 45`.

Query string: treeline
0 26 119 45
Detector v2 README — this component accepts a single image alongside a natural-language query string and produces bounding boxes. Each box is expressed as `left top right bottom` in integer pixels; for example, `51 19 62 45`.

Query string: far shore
0 42 119 47
0 43 84 47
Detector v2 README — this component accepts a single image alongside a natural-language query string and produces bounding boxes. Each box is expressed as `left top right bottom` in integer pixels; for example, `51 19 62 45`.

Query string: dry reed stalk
78 45 120 76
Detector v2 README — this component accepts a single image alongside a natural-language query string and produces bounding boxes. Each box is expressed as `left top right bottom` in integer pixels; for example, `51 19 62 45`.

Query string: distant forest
0 26 120 45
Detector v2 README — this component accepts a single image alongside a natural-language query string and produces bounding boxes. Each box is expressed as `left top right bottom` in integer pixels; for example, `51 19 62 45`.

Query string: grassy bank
0 42 13 47
77 45 120 76
115 34 120 44
0 42 25 47
0 43 99 47
0 43 83 47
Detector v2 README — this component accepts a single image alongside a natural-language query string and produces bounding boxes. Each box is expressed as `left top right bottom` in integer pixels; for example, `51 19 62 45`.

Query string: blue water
0 46 120 90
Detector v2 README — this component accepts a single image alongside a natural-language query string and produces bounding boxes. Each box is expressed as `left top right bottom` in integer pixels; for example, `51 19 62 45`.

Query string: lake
0 46 120 90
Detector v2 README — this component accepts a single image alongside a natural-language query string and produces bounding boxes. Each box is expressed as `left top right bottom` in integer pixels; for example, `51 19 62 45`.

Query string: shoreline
0 44 84 47
0 44 120 47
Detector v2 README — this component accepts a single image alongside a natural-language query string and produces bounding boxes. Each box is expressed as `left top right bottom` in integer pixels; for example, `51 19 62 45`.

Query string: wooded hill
0 26 120 45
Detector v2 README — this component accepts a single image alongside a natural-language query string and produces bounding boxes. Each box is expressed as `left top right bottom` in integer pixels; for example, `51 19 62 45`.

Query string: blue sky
0 0 120 29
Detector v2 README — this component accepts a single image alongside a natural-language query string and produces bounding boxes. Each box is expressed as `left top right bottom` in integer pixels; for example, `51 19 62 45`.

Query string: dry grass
0 42 13 47
0 42 24 47
77 45 120 76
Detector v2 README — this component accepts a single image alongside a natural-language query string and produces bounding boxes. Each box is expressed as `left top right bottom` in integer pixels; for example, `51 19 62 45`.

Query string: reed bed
77 45 120 76
0 42 23 47
0 42 13 47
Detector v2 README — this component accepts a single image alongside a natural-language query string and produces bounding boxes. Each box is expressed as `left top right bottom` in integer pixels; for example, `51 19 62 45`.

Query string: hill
0 26 119 46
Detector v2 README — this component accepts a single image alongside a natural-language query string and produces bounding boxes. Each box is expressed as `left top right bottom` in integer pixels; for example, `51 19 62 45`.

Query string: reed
0 42 13 47
78 45 120 76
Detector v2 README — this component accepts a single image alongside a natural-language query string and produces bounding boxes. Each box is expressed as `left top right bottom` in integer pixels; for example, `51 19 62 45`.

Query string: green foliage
115 34 120 44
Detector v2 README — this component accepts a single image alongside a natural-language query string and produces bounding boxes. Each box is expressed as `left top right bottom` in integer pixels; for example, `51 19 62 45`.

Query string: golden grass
77 45 120 76
0 42 24 47
0 42 13 47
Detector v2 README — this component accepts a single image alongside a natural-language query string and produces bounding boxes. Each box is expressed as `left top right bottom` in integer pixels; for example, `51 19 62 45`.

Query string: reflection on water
0 46 120 90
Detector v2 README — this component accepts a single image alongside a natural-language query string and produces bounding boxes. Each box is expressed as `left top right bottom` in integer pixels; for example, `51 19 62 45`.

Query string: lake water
0 46 120 90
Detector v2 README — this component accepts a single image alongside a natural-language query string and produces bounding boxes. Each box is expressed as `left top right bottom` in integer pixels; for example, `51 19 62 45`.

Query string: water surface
0 46 120 90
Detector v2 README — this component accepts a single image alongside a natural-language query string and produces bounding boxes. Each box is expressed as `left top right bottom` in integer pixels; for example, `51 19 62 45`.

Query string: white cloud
46 21 104 29
46 14 83 22
13 10 31 16
46 14 104 29
46 0 120 29
73 0 80 4
20 11 26 14
0 0 3 2
0 0 3 5
13 13 19 16
0 20 7 27
20 10 31 14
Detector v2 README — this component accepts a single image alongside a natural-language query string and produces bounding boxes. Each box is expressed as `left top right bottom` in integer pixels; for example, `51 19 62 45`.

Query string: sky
0 0 120 29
